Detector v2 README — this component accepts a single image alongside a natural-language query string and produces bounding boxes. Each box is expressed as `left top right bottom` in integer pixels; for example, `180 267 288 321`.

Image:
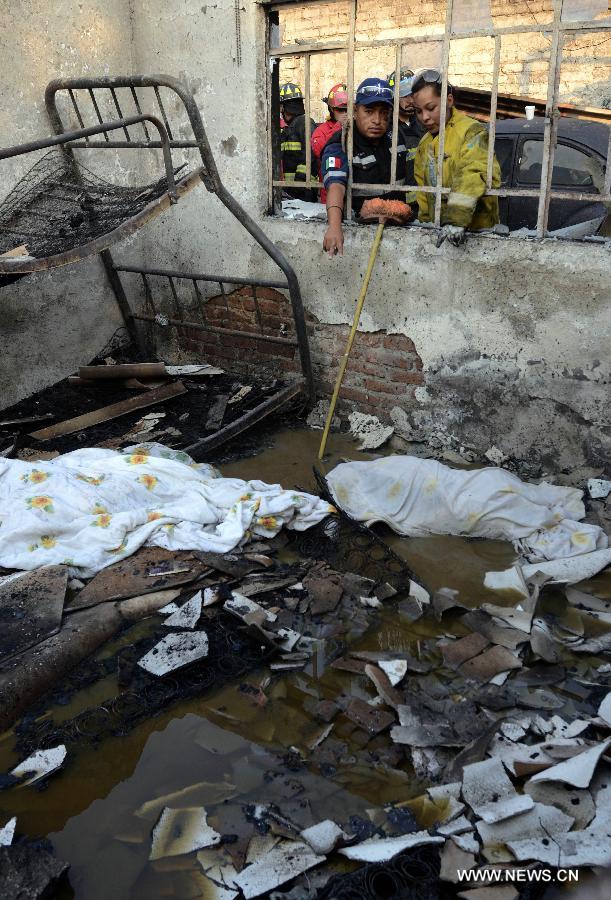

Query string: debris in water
528 738 611 788
232 839 324 898
300 819 349 854
461 757 534 824
10 744 67 786
162 591 203 629
137 631 209 676
150 807 221 859
0 817 16 846
338 831 444 862
348 412 394 450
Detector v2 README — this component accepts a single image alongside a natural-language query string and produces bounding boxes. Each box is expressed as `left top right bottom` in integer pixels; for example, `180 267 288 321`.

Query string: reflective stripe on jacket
414 108 501 229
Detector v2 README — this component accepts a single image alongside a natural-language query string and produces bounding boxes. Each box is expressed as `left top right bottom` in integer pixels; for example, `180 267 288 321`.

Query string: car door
511 136 605 232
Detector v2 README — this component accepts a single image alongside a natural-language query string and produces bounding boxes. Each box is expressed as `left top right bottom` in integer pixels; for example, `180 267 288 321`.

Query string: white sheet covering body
326 457 607 561
0 444 334 577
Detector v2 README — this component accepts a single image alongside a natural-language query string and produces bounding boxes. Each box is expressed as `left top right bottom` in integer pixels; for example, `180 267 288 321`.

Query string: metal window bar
68 89 89 143
268 0 611 235
109 87 131 141
153 86 174 141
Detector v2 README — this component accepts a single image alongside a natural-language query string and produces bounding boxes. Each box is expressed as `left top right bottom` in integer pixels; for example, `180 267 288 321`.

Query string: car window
517 139 600 191
494 138 514 185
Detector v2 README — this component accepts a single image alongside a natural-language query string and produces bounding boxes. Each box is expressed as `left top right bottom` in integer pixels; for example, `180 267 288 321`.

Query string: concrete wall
0 0 136 408
0 0 609 473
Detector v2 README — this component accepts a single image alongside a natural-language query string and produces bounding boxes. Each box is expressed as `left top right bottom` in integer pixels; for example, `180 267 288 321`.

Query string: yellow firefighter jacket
414 108 501 230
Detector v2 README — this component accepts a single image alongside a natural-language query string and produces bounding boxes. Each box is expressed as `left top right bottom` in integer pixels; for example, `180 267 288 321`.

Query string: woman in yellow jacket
411 69 501 245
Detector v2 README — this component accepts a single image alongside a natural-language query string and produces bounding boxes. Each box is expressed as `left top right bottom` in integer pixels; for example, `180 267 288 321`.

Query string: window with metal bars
265 0 611 240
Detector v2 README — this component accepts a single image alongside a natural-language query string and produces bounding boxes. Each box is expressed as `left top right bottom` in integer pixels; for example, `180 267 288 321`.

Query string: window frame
264 0 611 239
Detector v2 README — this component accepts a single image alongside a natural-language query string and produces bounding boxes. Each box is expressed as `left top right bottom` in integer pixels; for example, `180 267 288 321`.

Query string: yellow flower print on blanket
21 469 49 485
138 474 158 491
256 515 278 530
92 514 112 528
75 473 105 486
147 510 162 522
41 535 57 548
91 503 108 515
26 495 54 513
127 449 150 465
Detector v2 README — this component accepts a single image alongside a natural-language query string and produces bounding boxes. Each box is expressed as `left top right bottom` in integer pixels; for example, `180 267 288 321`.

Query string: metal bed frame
0 75 313 455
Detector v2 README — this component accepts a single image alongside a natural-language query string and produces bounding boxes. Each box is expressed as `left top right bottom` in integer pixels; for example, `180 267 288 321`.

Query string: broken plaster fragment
300 820 349 854
339 831 444 862
379 659 408 686
461 757 534 824
459 645 522 683
233 839 325 899
440 839 476 882
150 807 221 859
524 781 595 830
598 692 611 727
137 631 209 676
528 737 611 789
10 744 67 786
476 801 573 848
588 478 611 499
0 817 16 847
348 412 393 450
162 591 202 629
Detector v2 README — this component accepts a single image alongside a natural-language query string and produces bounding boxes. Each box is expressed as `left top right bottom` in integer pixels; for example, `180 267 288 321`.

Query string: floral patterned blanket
0 443 334 577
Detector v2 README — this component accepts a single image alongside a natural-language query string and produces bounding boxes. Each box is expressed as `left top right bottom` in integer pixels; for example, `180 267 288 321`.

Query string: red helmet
325 83 348 110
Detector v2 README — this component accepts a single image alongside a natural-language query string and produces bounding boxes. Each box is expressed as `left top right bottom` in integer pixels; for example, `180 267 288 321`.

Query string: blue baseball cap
355 78 394 108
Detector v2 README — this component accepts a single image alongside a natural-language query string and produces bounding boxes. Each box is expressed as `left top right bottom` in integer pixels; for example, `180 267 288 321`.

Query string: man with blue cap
321 77 414 255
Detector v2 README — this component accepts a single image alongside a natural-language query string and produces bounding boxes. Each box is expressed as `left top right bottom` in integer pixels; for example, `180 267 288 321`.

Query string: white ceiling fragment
598 693 611 728
162 591 202 629
528 738 611 788
137 631 209 676
300 820 349 854
379 659 409 686
476 801 573 847
232 839 325 898
10 744 67 786
150 807 221 859
339 831 444 862
462 757 534 824
524 781 595 830
0 817 16 846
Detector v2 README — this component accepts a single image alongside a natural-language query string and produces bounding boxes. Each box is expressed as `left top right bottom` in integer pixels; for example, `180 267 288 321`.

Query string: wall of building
0 1 609 474
0 0 137 407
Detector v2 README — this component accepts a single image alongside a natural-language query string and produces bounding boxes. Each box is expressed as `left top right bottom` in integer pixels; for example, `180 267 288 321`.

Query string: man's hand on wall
323 224 344 256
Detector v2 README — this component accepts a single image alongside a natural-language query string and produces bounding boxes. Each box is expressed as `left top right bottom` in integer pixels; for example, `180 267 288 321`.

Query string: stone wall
277 1 611 123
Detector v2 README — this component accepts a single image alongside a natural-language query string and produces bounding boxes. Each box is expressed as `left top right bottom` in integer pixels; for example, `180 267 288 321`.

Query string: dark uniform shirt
321 125 414 215
281 114 316 202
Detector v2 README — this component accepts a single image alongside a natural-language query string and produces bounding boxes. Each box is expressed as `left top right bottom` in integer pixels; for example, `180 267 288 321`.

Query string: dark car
494 117 609 235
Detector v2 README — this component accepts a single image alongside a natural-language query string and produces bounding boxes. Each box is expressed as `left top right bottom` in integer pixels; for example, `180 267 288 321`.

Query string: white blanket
0 444 334 577
326 456 607 561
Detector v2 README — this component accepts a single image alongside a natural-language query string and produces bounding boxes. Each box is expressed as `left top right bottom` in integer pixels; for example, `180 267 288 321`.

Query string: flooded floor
0 425 608 898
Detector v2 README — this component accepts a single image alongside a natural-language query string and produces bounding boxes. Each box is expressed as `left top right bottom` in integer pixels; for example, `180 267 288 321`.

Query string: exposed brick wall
181 286 424 416
278 1 610 122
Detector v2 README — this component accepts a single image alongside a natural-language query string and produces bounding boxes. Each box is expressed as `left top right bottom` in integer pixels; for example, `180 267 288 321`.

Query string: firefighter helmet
387 66 415 88
279 83 304 101
324 82 348 109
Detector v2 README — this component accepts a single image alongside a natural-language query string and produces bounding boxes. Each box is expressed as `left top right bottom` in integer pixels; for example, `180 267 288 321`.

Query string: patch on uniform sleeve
326 156 340 169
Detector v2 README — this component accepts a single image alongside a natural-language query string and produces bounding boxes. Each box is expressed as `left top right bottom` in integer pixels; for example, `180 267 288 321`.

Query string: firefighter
387 66 426 145
321 77 414 256
411 69 501 245
279 82 316 201
311 83 348 203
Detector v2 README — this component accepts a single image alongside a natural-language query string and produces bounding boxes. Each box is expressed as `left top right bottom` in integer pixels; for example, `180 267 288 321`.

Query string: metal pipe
536 0 565 237
0 114 178 202
304 53 312 188
390 43 401 186
131 312 299 346
112 264 289 289
487 35 501 190
435 0 455 227
270 18 611 56
345 0 356 222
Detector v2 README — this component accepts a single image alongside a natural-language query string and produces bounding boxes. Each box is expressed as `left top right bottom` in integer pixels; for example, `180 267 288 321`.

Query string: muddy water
0 425 605 898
